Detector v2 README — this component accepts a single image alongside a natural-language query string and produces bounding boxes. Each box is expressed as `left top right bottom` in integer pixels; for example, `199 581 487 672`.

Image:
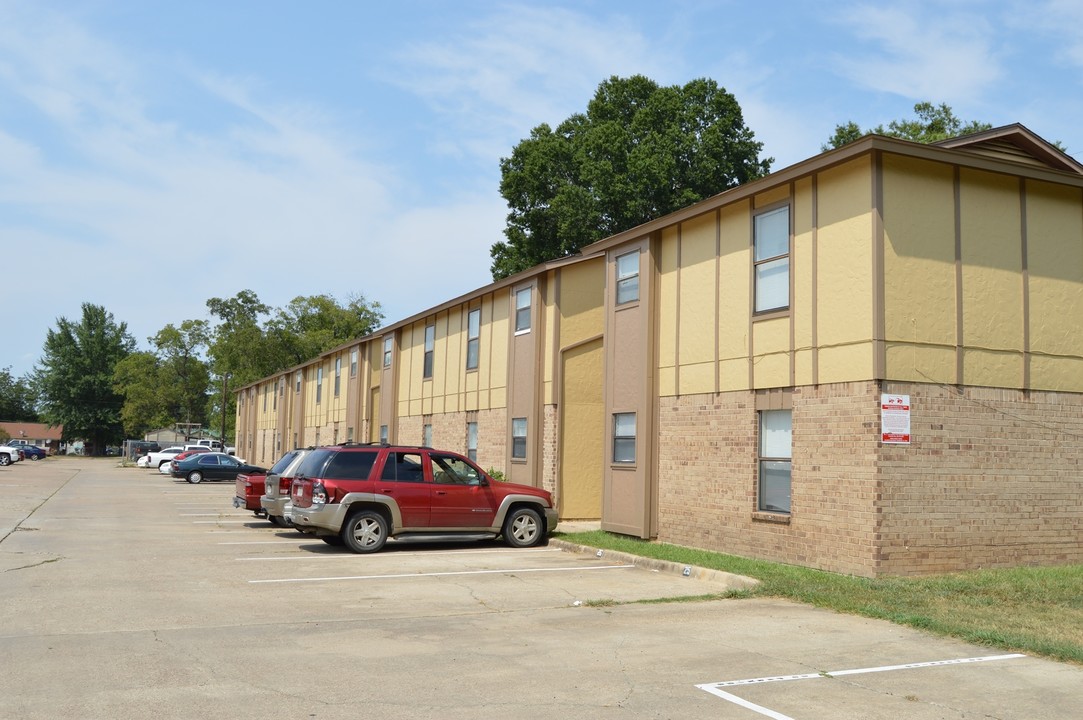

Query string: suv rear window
295 448 336 478
323 450 379 480
269 450 302 475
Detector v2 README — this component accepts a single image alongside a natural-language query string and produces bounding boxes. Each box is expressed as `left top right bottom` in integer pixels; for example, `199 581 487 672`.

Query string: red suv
289 443 559 553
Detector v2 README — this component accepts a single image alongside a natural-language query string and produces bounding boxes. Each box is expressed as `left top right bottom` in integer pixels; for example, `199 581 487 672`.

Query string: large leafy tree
113 321 211 437
35 304 135 454
265 293 383 368
0 367 38 422
492 75 772 279
823 102 993 150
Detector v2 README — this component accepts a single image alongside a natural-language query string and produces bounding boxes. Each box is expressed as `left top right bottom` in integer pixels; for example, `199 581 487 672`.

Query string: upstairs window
423 325 435 379
616 251 640 305
466 309 481 371
754 206 790 313
334 357 341 397
383 336 393 368
315 366 323 404
350 347 358 377
514 288 531 333
295 370 302 393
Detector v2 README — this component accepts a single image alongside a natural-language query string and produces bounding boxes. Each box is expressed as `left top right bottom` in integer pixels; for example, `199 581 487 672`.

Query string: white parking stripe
191 520 255 524
233 547 565 558
249 564 637 584
696 654 1027 719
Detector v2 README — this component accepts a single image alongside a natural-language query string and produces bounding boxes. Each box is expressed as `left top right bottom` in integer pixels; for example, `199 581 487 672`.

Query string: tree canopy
823 102 993 151
35 304 135 453
0 367 38 422
491 75 772 279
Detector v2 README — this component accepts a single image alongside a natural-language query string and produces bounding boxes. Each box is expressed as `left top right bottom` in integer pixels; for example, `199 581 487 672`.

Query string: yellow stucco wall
717 203 751 390
678 212 717 395
793 177 815 386
960 168 1024 387
1027 180 1083 390
658 226 679 396
816 157 875 383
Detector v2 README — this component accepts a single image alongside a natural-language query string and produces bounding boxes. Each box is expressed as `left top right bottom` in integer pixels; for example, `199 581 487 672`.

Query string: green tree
0 367 39 421
35 304 135 454
265 293 383 367
112 321 211 437
823 102 993 150
492 75 772 279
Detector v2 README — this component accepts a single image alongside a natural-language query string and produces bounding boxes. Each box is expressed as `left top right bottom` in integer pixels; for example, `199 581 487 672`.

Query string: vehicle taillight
311 481 328 506
278 476 292 495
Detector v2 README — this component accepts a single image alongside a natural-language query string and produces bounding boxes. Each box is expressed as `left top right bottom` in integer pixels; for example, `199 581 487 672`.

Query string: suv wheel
0 453 10 466
341 509 388 553
503 507 543 548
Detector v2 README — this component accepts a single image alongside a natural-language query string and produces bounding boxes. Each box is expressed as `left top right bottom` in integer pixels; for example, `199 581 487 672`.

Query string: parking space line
696 654 1026 719
249 563 637 584
233 547 565 557
191 520 255 524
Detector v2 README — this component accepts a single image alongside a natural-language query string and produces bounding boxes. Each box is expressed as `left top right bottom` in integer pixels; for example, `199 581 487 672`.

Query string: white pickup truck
0 443 24 466
138 446 185 469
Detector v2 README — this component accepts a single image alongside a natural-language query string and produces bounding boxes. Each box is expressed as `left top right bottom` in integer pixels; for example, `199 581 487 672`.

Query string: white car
141 446 185 469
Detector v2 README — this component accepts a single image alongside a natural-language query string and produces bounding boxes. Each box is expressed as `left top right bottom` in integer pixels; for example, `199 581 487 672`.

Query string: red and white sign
881 394 911 444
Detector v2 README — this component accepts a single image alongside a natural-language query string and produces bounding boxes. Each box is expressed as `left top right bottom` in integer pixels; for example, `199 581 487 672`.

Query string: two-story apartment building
237 124 1083 577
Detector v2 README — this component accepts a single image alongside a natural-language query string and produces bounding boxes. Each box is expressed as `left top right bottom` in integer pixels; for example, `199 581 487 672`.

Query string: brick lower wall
656 380 1083 577
656 382 880 576
877 382 1083 575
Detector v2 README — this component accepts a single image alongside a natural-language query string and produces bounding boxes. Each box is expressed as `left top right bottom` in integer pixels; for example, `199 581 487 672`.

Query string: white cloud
828 3 1002 104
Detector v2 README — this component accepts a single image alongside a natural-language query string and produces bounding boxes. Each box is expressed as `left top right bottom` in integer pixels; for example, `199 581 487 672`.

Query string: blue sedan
169 452 267 484
19 445 48 460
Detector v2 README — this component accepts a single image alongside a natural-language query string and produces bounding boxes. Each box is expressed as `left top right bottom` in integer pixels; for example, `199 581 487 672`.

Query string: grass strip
557 530 1083 665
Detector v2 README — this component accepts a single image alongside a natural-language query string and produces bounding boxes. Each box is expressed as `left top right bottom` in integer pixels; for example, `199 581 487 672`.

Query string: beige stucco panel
717 202 750 358
1029 354 1083 392
960 169 1024 355
678 212 718 369
558 258 605 347
658 227 679 370
882 154 956 346
963 349 1023 388
678 361 715 395
793 176 815 351
885 343 955 383
753 351 790 388
718 357 748 391
1026 180 1083 359
755 184 790 209
818 342 874 383
817 158 874 348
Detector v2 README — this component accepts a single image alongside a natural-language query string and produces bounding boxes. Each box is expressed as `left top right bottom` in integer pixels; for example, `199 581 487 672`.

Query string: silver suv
260 448 313 527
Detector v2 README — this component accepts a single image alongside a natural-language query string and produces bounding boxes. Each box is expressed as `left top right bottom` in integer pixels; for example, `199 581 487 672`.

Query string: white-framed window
272 380 278 410
754 205 790 313
616 251 640 305
383 336 393 368
350 347 358 377
263 385 267 411
511 417 527 459
514 288 531 333
466 308 481 371
423 325 435 379
423 423 433 447
613 412 636 464
295 370 302 393
466 422 478 463
346 426 354 443
379 425 388 444
334 357 341 397
758 409 792 513
315 366 323 404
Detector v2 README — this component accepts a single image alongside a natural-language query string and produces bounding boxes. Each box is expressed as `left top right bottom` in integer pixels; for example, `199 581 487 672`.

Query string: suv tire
503 507 543 548
341 509 388 553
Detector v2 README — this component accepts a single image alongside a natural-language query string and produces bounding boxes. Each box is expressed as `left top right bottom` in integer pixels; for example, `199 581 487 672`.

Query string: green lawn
556 530 1083 665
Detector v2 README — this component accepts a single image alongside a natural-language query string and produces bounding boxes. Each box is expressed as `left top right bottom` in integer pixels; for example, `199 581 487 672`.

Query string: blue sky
2 0 1082 379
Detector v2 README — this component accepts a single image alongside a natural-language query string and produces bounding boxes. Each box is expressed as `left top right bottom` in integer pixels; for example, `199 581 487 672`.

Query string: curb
549 538 761 592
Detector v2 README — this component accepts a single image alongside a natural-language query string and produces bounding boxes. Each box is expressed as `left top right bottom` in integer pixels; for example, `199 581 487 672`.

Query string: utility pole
221 372 231 450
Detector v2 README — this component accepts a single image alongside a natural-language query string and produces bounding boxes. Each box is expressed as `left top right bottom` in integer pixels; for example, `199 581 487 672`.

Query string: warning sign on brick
881 394 911 444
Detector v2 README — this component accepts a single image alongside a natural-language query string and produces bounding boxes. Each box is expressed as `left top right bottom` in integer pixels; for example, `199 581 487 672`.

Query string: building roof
0 421 63 441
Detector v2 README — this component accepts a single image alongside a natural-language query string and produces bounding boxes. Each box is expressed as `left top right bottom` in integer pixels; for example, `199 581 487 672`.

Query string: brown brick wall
541 404 559 495
877 382 1083 575
656 382 880 576
657 380 1083 577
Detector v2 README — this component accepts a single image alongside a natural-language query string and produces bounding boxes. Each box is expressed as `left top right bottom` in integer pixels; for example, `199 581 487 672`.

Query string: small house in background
0 422 63 453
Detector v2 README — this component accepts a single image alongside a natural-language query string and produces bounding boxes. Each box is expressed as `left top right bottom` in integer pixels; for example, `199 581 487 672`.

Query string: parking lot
2 458 1080 719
